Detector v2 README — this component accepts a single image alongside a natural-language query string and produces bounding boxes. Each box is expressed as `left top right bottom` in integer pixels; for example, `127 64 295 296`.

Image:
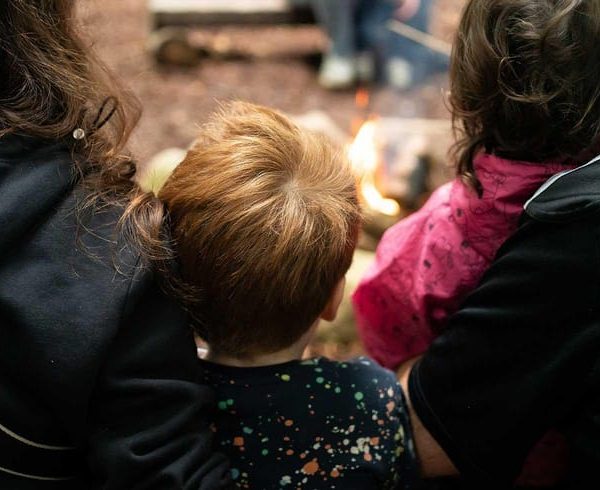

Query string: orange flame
348 119 401 217
355 88 370 109
351 88 371 136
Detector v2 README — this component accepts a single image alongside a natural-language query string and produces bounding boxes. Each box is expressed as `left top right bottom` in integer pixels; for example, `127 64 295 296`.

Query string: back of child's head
451 0 600 185
155 102 360 358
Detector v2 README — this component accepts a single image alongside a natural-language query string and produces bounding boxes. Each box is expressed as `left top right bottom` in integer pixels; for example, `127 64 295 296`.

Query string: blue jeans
310 0 396 57
311 0 447 83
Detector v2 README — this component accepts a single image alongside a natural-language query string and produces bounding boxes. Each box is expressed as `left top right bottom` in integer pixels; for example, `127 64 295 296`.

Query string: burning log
349 118 402 217
348 117 406 250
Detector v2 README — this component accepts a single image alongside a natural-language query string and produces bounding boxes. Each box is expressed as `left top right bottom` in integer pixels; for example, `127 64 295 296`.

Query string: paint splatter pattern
200 357 417 489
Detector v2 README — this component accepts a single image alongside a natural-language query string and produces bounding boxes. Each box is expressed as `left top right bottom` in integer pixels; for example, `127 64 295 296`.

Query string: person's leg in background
310 0 361 89
387 0 449 88
361 0 449 90
356 0 397 84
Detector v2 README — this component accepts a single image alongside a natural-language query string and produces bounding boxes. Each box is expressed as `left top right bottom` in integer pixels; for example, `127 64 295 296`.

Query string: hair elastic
72 96 118 141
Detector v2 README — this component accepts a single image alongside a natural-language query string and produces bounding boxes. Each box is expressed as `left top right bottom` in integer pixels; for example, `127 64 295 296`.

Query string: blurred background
80 0 465 358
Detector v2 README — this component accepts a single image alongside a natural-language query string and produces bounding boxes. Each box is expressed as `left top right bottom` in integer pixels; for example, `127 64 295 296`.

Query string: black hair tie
91 96 118 131
72 96 118 141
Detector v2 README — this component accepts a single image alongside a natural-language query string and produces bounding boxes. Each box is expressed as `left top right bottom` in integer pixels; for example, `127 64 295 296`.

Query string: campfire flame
348 118 401 217
355 87 370 110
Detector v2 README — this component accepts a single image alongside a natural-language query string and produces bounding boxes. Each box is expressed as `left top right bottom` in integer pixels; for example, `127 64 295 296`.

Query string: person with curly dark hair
380 0 600 488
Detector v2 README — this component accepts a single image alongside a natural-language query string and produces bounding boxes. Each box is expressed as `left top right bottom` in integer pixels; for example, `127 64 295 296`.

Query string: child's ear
321 277 346 322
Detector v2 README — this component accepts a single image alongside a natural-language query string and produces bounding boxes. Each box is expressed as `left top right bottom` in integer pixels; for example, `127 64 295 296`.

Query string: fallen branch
387 20 452 57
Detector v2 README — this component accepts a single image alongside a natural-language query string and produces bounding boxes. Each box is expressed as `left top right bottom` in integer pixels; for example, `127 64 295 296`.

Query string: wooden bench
149 0 314 30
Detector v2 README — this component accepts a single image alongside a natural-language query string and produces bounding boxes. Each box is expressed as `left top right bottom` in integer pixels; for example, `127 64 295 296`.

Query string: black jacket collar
525 155 600 222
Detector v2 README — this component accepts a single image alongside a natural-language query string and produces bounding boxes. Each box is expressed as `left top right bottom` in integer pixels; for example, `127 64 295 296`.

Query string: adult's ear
321 277 346 322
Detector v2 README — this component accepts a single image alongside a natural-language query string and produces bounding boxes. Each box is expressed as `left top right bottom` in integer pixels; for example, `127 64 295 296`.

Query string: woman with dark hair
0 1 229 488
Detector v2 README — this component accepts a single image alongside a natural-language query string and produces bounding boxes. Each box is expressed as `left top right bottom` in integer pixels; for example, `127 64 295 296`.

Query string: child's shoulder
301 356 405 412
291 357 416 487
308 356 398 387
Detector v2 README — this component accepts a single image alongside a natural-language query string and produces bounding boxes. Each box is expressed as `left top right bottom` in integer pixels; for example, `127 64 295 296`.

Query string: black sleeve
86 266 232 489
408 215 600 486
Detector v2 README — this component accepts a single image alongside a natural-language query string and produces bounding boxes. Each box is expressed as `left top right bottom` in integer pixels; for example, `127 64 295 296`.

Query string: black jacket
409 154 600 488
0 135 230 489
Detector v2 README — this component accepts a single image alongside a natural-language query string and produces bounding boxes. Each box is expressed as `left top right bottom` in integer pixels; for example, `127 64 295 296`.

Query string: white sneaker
355 51 376 84
386 57 414 90
318 55 356 90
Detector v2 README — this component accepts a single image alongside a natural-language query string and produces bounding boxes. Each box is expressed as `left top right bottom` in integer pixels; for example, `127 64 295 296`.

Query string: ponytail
117 157 204 317
118 147 186 268
119 189 172 266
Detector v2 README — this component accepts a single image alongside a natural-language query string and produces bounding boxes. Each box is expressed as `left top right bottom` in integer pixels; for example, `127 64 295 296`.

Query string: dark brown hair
451 0 600 188
0 0 141 202
122 102 361 358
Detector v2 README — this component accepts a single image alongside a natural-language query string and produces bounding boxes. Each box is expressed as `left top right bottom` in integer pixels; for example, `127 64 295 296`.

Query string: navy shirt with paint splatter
199 357 417 489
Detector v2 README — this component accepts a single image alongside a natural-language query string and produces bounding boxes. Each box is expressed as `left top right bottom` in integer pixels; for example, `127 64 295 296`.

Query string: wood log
147 27 200 66
387 20 452 57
